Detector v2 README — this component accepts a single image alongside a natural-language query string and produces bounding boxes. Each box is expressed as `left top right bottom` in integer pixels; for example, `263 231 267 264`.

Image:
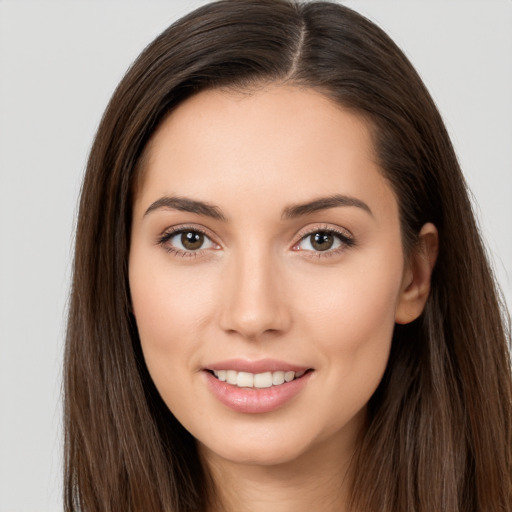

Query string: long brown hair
64 1 512 510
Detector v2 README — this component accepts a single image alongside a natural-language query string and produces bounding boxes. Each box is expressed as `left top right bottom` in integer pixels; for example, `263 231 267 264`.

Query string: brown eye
310 232 334 251
181 231 204 250
295 229 353 254
162 229 217 253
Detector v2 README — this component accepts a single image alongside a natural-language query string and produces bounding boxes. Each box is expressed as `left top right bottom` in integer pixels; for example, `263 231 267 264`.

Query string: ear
395 223 439 325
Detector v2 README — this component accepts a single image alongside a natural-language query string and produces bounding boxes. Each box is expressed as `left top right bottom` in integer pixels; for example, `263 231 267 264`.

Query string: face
129 85 415 468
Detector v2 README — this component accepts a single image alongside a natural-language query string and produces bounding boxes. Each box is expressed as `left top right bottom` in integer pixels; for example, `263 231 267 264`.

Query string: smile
212 369 307 388
205 364 314 413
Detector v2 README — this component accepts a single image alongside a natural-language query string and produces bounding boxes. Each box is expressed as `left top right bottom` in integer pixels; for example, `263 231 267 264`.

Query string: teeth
226 370 237 385
212 369 307 388
284 371 295 382
253 371 272 388
272 371 285 385
237 371 254 388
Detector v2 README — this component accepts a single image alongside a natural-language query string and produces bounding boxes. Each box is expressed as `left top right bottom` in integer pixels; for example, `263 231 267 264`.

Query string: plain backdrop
0 1 511 511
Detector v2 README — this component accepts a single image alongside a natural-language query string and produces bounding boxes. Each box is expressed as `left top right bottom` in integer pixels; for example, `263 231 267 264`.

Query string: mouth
206 368 314 389
203 361 314 413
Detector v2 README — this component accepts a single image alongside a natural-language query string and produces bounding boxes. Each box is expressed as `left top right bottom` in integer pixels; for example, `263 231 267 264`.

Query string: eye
158 227 219 255
294 228 355 254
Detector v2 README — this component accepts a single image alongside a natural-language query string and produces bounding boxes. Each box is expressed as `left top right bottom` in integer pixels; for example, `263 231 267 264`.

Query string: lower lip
204 371 313 414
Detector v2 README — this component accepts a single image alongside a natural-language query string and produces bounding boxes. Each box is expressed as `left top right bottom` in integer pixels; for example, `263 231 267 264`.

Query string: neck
201 431 359 512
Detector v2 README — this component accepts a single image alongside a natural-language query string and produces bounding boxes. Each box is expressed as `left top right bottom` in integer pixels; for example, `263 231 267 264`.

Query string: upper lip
204 358 311 374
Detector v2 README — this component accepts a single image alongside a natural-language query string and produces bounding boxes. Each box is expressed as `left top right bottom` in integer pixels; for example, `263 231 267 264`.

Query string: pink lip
205 358 309 374
203 360 313 414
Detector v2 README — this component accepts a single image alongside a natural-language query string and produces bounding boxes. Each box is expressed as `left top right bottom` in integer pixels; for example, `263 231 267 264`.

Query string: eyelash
156 225 356 259
293 225 356 259
156 225 217 258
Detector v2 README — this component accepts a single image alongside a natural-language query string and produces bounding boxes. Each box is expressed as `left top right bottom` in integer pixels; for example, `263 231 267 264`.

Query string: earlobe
395 223 439 325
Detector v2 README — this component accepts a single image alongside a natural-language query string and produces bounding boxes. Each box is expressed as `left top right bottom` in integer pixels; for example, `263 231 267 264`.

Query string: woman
64 1 512 511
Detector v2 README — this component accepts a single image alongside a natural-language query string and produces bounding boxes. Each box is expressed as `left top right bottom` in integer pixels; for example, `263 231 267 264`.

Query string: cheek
301 257 402 346
129 252 218 376
129 260 220 425
295 249 403 403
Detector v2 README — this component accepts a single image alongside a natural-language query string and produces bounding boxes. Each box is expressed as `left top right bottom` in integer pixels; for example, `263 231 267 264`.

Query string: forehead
134 85 396 221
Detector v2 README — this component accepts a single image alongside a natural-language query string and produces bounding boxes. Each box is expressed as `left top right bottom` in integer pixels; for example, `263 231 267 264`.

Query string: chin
195 421 316 467
197 413 360 470
202 439 310 467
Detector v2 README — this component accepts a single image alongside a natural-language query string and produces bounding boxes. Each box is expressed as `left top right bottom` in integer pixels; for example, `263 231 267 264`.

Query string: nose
219 248 292 340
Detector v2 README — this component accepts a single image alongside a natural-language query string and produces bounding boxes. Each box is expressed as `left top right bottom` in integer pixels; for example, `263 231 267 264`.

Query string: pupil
311 232 333 251
181 231 204 250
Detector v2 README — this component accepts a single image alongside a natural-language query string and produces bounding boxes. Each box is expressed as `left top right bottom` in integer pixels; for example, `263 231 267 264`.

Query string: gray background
1 1 511 510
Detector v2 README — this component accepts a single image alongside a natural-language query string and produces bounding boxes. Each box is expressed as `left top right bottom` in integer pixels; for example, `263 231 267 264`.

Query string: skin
129 85 438 512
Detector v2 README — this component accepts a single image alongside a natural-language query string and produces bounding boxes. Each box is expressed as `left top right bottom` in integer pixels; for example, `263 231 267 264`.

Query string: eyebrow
282 194 373 219
144 196 227 221
143 193 373 221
